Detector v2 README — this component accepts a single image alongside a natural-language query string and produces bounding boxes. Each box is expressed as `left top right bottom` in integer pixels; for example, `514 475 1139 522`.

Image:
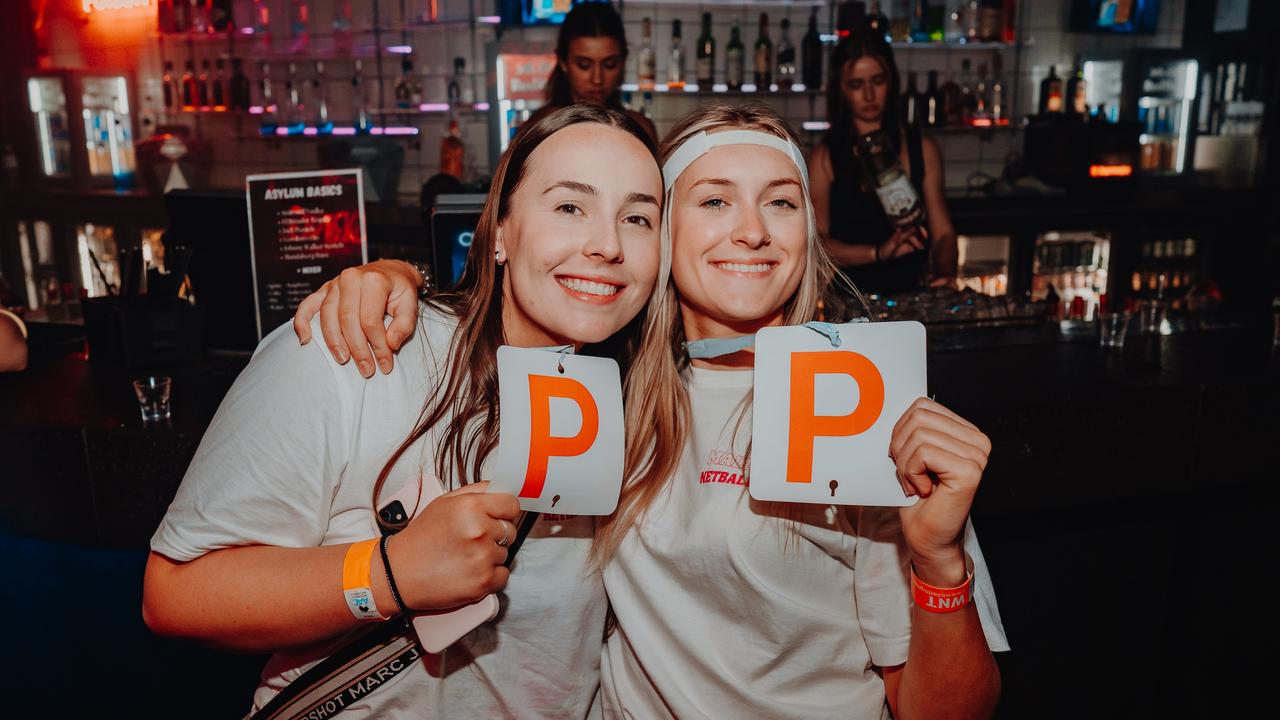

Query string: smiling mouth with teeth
557 276 622 297
713 262 776 274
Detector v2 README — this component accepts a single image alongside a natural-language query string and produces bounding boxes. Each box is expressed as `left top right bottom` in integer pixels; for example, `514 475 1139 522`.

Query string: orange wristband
911 556 974 614
342 538 389 622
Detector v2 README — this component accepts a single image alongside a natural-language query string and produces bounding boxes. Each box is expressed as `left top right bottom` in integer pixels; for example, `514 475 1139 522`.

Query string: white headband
661 129 809 192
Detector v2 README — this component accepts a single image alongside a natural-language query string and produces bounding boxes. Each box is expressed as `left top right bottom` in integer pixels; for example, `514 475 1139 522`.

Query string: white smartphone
379 476 501 654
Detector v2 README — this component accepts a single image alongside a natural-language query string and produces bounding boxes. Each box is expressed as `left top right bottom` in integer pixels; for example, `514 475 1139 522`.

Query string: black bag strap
249 618 420 720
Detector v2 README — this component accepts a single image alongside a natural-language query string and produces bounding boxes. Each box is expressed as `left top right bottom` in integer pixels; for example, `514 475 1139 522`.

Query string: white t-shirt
151 307 606 718
600 366 1009 719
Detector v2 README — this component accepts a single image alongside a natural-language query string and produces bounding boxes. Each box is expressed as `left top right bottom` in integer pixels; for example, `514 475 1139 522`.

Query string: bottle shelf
620 82 822 95
890 41 1014 50
636 0 825 7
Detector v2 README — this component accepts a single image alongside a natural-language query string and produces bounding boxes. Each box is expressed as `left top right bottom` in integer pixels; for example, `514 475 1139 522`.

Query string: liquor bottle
668 19 686 89
312 61 332 133
696 12 715 86
726 20 744 90
212 57 227 110
801 9 823 90
352 59 371 134
901 71 922 126
867 1 890 42
288 0 310 54
940 70 961 125
753 13 773 89
890 0 912 41
965 0 980 42
924 69 941 126
333 0 353 52
911 0 929 42
258 61 277 132
252 0 271 51
1066 56 1087 116
776 18 796 89
440 116 464 180
162 61 177 113
854 129 928 234
396 58 415 109
1039 65 1063 114
197 59 211 109
459 57 474 104
181 59 197 110
990 53 1005 122
285 62 304 133
229 58 251 112
448 57 465 107
638 18 656 89
973 62 989 120
190 0 210 34
171 0 190 33
958 58 976 124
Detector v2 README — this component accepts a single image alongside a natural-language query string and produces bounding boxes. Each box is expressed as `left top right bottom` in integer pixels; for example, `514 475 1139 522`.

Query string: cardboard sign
750 321 927 507
245 169 367 340
491 346 625 514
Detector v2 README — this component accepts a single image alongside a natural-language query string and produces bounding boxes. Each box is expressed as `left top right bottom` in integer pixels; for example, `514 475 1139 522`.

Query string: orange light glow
82 0 153 12
1090 164 1134 178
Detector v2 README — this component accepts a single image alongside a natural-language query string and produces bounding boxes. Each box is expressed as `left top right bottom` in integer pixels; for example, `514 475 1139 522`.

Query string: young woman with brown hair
299 104 1007 718
142 105 680 717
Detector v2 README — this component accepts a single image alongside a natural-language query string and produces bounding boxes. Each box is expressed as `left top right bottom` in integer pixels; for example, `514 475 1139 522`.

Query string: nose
861 82 876 105
590 64 604 87
731 206 770 250
582 217 624 263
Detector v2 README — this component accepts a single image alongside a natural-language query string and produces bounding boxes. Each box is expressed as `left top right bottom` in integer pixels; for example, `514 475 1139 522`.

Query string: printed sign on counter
245 169 367 339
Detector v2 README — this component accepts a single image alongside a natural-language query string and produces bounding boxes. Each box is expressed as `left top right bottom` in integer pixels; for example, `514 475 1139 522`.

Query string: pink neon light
332 127 357 135
474 102 489 111
382 126 419 136
302 127 319 136
477 16 501 24
248 106 264 114
275 127 290 136
387 45 413 54
419 103 450 112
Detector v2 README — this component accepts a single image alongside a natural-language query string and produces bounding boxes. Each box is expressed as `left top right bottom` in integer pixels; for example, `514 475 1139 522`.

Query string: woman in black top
809 31 958 296
523 2 657 143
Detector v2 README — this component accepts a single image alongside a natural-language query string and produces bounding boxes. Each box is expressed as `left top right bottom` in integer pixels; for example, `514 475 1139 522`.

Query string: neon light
387 45 413 54
1089 164 1133 178
82 0 152 12
803 121 831 131
419 103 450 112
382 126 419 136
474 102 489 111
478 15 501 24
332 127 357 136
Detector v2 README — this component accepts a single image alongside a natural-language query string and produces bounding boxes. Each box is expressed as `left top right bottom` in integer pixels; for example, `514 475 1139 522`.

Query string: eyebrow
624 192 660 206
689 177 801 191
543 180 595 196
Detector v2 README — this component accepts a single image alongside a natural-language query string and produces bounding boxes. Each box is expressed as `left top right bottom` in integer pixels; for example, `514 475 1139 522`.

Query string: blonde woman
298 105 1007 718
143 105 681 717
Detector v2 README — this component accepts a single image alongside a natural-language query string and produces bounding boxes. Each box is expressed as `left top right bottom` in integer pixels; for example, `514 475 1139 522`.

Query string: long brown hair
545 1 629 109
371 104 671 528
593 104 841 563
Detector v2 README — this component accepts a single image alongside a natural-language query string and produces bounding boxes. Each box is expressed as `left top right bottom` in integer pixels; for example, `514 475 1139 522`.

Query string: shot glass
132 375 172 423
1098 312 1130 352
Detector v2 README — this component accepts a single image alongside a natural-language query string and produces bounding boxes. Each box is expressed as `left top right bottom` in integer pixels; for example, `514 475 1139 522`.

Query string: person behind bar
294 105 1008 718
142 105 680 717
809 29 959 295
0 305 27 373
524 1 658 144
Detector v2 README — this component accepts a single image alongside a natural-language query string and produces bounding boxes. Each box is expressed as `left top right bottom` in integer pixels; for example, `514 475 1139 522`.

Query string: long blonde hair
593 104 845 563
372 105 682 529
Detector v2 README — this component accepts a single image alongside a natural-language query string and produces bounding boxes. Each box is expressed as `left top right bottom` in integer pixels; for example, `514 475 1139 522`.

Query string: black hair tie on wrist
379 534 413 617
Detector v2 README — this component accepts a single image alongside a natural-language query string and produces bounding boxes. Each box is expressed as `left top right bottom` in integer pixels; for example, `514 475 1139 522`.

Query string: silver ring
495 519 511 548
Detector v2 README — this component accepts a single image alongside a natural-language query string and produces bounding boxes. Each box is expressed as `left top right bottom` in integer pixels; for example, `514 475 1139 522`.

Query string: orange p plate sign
491 346 625 515
749 321 926 507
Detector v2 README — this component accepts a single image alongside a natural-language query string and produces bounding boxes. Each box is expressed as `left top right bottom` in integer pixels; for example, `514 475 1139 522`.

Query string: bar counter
2 317 1275 716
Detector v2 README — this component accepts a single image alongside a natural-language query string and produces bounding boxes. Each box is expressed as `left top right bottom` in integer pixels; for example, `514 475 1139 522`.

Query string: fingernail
300 335 310 345
358 360 374 377
378 359 392 374
333 347 348 363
